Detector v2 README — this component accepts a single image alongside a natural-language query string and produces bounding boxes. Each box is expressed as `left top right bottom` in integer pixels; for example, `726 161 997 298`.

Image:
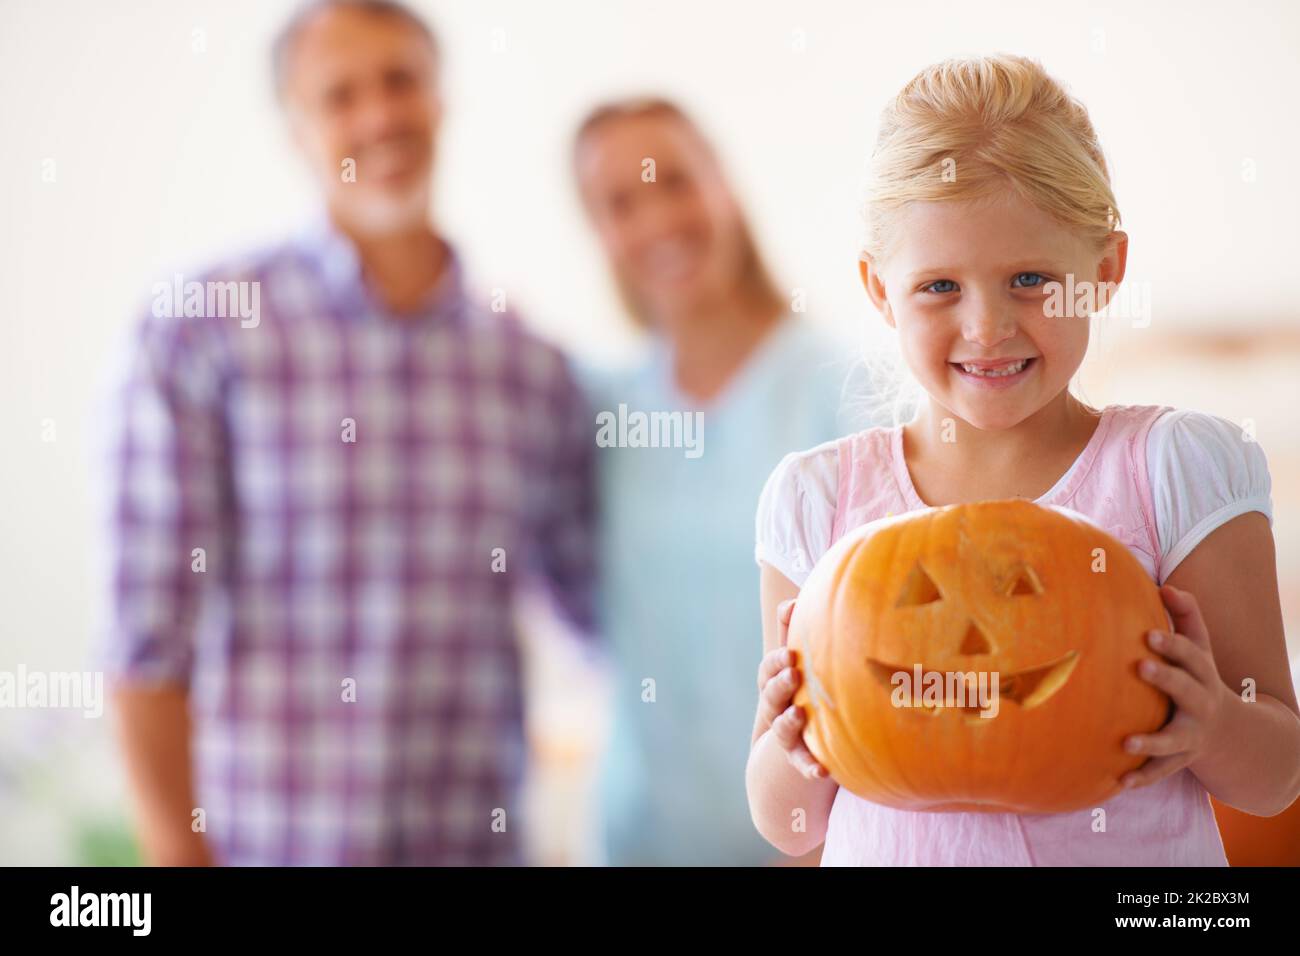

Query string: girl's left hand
1120 584 1231 790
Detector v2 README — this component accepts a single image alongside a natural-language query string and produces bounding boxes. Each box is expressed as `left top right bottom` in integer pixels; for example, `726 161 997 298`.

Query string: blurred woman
574 98 875 865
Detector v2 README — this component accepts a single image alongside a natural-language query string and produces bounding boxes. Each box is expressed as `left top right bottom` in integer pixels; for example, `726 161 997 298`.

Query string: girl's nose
961 307 1018 349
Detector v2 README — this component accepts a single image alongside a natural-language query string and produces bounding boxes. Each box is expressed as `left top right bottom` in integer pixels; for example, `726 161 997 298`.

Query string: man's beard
335 181 431 237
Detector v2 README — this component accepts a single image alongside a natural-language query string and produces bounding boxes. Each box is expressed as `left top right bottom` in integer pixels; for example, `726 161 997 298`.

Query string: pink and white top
755 404 1274 865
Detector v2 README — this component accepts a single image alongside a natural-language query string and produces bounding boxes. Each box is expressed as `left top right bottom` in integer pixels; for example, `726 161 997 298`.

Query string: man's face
282 7 441 235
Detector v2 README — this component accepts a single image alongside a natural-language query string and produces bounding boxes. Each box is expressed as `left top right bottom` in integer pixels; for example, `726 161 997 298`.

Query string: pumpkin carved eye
1005 565 1043 597
895 562 941 607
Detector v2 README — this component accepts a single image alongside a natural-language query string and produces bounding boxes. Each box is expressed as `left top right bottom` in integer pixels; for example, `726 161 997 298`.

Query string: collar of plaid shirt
295 210 470 325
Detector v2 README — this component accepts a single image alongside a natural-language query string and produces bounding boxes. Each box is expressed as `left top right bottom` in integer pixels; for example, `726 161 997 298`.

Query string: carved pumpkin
788 499 1170 814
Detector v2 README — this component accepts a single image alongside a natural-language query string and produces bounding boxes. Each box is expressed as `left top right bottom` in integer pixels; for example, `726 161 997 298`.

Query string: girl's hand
755 599 829 780
1120 584 1231 790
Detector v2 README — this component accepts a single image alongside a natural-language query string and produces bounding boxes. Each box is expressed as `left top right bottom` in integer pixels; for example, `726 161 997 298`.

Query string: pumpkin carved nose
959 622 992 655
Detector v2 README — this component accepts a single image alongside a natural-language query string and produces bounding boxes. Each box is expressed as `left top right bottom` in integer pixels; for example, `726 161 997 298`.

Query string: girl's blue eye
924 279 958 294
1012 272 1049 288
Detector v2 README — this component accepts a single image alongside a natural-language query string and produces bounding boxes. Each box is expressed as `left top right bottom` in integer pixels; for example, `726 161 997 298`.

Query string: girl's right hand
755 599 830 780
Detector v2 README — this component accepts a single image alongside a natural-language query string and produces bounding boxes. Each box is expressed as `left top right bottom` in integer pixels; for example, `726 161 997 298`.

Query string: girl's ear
859 256 896 328
1101 230 1129 284
1093 230 1130 312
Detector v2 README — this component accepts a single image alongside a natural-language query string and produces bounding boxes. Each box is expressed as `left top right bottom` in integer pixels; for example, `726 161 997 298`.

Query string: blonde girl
746 54 1300 865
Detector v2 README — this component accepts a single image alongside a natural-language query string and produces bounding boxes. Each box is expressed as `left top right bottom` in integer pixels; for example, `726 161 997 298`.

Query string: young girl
746 54 1300 866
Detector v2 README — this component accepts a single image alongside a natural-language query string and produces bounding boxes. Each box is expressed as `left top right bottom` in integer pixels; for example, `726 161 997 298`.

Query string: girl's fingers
789 745 828 780
777 599 796 647
778 599 796 624
772 705 828 778
1158 585 1213 651
756 647 793 691
1138 658 1211 719
755 689 783 732
1120 753 1190 791
1124 720 1196 758
758 667 800 727
770 704 805 751
1146 629 1219 689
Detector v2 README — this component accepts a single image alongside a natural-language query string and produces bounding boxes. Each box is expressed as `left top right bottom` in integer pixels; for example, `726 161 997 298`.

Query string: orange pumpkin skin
1210 667 1300 865
1211 797 1300 866
788 499 1171 814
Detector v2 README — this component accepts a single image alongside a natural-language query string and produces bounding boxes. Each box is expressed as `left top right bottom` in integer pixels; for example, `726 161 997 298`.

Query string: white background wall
1 0 1297 862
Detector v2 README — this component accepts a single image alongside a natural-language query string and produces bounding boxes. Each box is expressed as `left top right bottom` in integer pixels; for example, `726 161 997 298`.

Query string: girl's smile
950 355 1039 389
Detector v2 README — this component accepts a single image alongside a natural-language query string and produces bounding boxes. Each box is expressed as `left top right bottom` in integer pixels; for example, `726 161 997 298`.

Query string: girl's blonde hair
862 54 1120 263
854 55 1117 426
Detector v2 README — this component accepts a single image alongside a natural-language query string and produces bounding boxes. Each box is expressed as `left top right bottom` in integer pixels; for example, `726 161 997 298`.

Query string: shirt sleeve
529 350 598 639
754 442 839 588
96 313 231 687
1147 408 1274 584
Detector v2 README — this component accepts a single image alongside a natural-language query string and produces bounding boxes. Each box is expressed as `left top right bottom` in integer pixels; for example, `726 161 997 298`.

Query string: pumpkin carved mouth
865 649 1081 718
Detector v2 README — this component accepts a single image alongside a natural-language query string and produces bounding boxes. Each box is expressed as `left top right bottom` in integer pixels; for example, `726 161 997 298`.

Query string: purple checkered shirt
97 220 596 865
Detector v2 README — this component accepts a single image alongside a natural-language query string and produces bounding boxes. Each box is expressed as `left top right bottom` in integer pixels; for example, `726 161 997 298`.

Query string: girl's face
576 113 747 326
862 186 1127 431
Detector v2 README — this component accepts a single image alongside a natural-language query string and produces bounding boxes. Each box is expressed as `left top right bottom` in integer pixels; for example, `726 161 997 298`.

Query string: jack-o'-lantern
788 499 1170 814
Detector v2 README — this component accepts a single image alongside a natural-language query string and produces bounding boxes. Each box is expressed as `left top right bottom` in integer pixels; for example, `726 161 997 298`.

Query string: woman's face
576 113 746 325
863 187 1127 431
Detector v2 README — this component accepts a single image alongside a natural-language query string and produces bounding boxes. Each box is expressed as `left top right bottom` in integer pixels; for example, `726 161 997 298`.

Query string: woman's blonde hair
573 97 784 330
862 54 1120 263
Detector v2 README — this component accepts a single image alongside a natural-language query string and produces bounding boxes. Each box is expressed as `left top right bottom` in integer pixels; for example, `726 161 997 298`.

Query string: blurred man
100 0 594 865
